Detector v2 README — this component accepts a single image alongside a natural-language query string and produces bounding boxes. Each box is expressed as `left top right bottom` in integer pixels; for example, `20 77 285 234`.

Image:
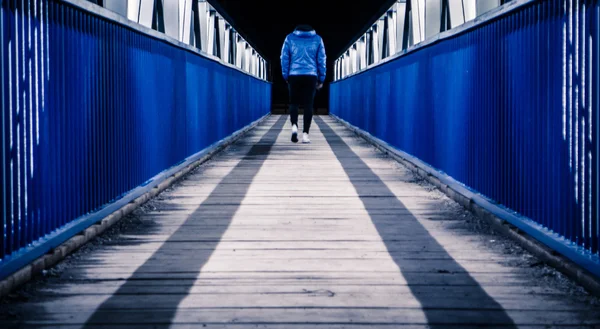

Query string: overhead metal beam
88 0 269 80
333 0 506 81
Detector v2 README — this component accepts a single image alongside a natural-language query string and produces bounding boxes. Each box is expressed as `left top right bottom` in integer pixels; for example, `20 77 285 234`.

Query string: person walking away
280 24 326 143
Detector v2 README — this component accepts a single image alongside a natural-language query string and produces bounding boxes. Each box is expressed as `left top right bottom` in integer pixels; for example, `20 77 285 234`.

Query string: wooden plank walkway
1 114 599 328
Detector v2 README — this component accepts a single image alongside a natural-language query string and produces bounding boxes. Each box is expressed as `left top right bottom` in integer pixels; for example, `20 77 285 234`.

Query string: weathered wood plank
3 308 600 326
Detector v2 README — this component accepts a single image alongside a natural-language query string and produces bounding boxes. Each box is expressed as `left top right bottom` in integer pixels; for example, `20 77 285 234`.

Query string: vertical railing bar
89 12 95 219
42 0 48 238
548 0 553 233
25 0 32 245
51 1 58 229
18 0 25 248
55 1 61 228
33 0 39 242
110 20 115 203
569 0 576 242
582 0 589 249
119 23 124 200
77 5 83 218
555 0 561 236
60 3 67 228
587 0 594 252
532 3 539 229
13 0 19 251
1 0 7 260
594 0 599 254
75 6 81 224
31 0 38 242
95 11 101 209
42 0 48 236
539 0 546 230
9 0 16 255
576 0 582 247
102 14 108 206
67 4 73 226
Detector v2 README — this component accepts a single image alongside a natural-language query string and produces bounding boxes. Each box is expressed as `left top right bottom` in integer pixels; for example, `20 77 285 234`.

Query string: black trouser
288 75 317 134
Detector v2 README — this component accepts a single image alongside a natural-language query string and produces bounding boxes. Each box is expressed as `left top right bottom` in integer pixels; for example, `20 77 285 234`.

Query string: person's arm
280 36 291 82
316 37 326 88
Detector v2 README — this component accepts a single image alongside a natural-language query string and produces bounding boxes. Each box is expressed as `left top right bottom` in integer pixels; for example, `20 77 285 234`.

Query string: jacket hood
295 24 314 31
293 30 316 37
293 24 316 37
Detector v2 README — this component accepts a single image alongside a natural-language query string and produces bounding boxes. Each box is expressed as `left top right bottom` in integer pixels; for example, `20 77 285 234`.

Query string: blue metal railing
0 0 271 279
330 0 599 276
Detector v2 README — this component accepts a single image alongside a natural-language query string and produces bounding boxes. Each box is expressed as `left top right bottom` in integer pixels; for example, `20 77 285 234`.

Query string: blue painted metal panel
330 0 600 276
0 0 271 280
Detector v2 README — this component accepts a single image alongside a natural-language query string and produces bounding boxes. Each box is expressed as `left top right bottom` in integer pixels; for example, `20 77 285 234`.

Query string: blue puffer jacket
280 27 326 83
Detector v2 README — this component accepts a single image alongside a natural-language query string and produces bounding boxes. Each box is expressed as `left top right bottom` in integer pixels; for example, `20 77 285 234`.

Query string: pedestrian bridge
1 0 600 327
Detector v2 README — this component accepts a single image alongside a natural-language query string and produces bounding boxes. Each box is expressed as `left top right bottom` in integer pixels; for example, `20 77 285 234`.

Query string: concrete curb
0 114 271 299
330 114 600 297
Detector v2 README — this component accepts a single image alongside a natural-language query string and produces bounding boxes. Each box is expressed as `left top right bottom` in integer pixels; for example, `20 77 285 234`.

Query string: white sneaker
291 124 298 143
302 132 310 143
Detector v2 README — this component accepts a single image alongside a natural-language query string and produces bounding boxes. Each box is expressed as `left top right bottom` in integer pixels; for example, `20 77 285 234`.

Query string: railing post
207 8 216 57
388 9 397 56
244 43 250 72
359 36 366 70
180 0 193 44
198 0 209 53
137 0 154 29
230 29 237 64
476 0 500 16
218 15 226 60
412 0 424 44
162 0 179 39
223 24 231 63
396 0 406 52
126 0 140 22
424 0 442 39
350 44 357 74
448 0 467 27
236 35 243 68
373 23 381 63
251 49 256 75
103 0 127 16
366 29 373 65
379 18 386 60
151 0 166 33
463 0 477 21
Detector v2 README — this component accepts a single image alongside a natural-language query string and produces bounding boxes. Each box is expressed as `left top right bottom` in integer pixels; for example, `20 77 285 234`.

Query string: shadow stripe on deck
81 116 287 328
314 116 517 328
